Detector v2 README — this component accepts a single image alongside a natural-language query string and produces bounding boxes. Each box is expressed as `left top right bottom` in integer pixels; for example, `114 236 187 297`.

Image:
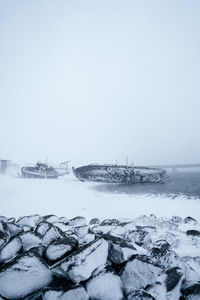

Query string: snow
0 175 200 222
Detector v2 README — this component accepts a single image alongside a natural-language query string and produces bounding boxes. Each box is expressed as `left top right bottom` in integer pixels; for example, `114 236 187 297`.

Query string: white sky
0 0 200 166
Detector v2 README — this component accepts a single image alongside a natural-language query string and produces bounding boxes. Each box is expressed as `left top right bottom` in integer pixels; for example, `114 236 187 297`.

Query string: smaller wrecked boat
72 164 168 184
21 161 69 179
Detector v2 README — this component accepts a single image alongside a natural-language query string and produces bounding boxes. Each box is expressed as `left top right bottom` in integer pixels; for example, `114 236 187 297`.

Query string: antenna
126 157 128 167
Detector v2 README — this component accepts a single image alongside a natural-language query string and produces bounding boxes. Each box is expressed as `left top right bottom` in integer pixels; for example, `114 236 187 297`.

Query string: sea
95 171 200 198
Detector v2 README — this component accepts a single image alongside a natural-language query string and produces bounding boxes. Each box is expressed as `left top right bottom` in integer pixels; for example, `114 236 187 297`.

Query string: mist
1 0 200 166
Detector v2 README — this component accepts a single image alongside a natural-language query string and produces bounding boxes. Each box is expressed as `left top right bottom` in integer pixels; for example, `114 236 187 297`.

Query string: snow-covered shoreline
1 175 200 222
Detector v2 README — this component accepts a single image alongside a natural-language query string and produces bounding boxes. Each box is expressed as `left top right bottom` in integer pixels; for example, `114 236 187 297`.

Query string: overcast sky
0 0 200 166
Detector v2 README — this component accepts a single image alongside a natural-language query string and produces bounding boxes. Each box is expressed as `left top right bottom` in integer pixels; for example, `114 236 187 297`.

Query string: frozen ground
0 174 200 221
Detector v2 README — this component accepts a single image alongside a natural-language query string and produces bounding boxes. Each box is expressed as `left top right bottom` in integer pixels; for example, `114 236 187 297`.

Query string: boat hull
72 164 168 184
21 166 59 179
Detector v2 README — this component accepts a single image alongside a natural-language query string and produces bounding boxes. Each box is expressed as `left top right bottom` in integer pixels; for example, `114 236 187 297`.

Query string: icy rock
171 216 182 225
51 238 108 283
0 232 8 249
0 236 22 264
0 216 7 222
42 215 60 224
0 251 52 299
90 225 115 235
127 290 156 300
43 286 89 300
68 216 87 226
74 225 89 238
181 283 200 300
150 240 171 258
19 231 42 251
184 217 198 225
42 226 65 246
35 222 52 237
145 282 166 300
80 233 95 244
86 272 123 300
128 229 150 246
164 267 184 299
141 226 156 234
52 222 71 233
23 290 43 299
0 221 10 238
121 255 164 295
45 237 78 263
7 217 15 223
59 216 69 224
89 218 100 225
104 233 145 264
6 222 23 237
100 219 120 226
186 230 200 237
180 256 200 283
16 215 40 229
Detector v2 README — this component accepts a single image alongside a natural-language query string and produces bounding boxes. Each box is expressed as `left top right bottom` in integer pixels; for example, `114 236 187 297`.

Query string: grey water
94 171 200 198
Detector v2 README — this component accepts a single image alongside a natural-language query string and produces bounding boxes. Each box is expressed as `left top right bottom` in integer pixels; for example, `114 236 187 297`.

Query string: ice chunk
86 272 123 300
0 251 52 299
52 238 108 283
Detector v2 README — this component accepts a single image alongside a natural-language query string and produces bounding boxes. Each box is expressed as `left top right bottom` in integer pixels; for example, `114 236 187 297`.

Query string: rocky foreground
0 215 200 299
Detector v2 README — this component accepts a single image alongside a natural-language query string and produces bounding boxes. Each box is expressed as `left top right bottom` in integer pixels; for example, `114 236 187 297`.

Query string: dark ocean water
94 171 200 198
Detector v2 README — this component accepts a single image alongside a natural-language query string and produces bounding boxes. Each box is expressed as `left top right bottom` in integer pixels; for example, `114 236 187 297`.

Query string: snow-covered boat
72 164 168 183
21 162 69 179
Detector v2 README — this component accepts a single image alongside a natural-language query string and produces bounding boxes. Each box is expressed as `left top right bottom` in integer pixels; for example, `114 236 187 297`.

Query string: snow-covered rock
69 216 87 226
121 255 164 295
42 226 65 246
35 222 51 237
0 251 52 299
89 218 100 225
52 238 108 283
104 233 145 264
6 222 23 237
0 236 22 264
86 272 123 300
45 237 78 263
16 215 40 229
19 231 42 251
42 215 60 224
43 286 89 300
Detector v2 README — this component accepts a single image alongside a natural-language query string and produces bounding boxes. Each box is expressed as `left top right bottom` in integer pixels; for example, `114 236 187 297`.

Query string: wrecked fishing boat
72 164 168 183
21 161 69 179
